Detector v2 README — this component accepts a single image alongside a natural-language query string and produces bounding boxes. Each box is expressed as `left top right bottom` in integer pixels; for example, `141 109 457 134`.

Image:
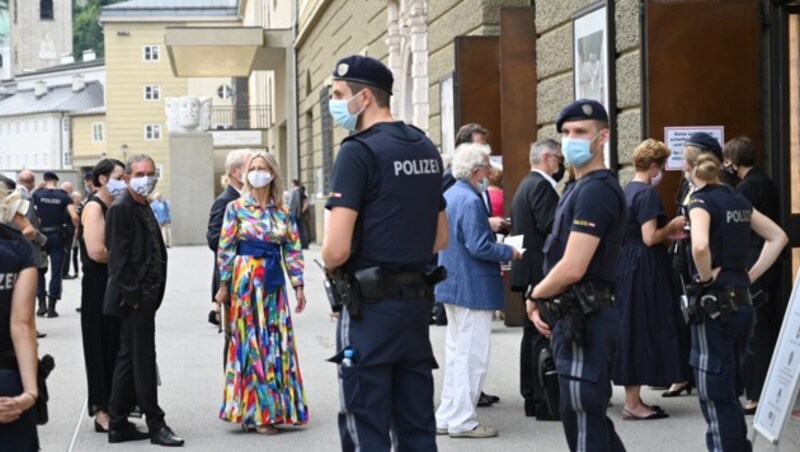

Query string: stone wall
427 0 528 149
535 0 642 183
295 0 390 241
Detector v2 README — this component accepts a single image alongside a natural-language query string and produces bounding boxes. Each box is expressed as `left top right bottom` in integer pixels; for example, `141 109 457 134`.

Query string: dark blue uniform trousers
552 308 625 452
691 305 754 452
37 231 64 300
336 298 437 452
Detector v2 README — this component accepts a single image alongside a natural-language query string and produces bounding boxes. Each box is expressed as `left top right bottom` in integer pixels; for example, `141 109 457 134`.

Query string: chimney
60 53 75 65
82 49 96 62
34 80 48 98
72 74 85 92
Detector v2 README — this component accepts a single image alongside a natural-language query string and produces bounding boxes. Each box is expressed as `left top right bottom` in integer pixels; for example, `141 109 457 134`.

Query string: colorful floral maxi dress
217 195 308 426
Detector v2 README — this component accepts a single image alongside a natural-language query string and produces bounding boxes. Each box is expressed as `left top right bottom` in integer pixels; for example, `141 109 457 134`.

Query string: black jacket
103 190 167 317
206 184 240 299
509 171 559 292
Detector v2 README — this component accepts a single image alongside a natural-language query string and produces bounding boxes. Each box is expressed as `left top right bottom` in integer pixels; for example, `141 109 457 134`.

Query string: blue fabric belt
237 240 285 291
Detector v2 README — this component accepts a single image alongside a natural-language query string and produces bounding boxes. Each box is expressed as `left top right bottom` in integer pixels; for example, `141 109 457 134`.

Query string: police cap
555 99 609 133
332 55 394 95
43 171 59 181
684 132 723 162
83 171 93 181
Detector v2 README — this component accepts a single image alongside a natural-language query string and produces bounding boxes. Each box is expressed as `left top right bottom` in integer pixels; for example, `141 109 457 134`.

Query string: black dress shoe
485 392 500 404
36 331 47 339
150 426 185 447
477 392 496 407
108 424 150 443
94 420 109 433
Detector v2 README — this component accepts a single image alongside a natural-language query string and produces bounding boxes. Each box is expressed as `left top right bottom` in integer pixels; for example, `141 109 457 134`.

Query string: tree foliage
73 0 125 60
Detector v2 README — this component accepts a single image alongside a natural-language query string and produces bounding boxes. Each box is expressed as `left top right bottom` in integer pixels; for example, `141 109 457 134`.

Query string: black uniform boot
46 298 59 318
36 296 47 317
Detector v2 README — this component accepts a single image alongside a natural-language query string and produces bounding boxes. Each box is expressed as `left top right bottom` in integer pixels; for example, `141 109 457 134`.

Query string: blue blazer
436 180 513 310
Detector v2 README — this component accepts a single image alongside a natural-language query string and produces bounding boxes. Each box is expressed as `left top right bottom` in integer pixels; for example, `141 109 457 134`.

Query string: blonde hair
242 151 285 207
633 139 670 171
684 145 721 183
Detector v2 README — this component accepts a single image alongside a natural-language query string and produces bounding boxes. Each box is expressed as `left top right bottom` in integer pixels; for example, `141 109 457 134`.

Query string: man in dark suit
206 149 252 327
104 154 184 447
510 138 563 419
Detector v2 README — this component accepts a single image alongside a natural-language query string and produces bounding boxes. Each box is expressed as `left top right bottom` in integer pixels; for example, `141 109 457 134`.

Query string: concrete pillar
168 132 214 246
409 0 429 132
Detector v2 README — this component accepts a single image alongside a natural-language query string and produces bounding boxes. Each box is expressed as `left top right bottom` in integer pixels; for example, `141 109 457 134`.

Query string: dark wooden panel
500 7 537 327
645 0 762 215
455 35 502 155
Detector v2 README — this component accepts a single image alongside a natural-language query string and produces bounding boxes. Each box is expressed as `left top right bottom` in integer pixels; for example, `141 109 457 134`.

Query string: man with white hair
206 148 253 328
435 142 521 438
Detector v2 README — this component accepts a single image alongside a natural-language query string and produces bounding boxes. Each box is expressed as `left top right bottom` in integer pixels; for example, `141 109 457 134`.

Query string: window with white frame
92 123 104 142
144 85 161 101
143 45 160 61
145 124 161 141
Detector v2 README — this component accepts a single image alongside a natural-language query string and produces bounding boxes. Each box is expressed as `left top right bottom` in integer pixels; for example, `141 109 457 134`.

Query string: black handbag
35 354 55 425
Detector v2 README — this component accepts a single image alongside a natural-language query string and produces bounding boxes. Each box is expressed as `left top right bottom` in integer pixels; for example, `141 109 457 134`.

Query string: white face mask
248 170 273 189
129 176 158 197
650 170 664 187
475 177 489 193
106 178 127 199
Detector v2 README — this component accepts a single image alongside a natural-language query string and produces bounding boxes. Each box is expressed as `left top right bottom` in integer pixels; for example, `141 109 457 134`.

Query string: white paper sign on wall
663 126 724 171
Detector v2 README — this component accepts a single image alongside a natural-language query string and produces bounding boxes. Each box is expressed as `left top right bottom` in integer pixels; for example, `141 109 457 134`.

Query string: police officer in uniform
681 134 787 452
322 55 449 451
32 172 78 318
527 100 626 452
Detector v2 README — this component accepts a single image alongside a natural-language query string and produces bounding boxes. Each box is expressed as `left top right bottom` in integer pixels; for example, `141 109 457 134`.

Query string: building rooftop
16 59 105 78
101 0 239 18
0 81 104 118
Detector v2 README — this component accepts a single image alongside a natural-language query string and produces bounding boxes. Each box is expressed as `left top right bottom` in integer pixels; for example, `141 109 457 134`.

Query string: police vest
543 170 625 285
33 188 70 228
688 184 752 288
345 124 442 271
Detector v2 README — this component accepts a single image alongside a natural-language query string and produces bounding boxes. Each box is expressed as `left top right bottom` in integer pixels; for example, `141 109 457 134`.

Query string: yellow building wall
104 22 191 199
71 113 107 167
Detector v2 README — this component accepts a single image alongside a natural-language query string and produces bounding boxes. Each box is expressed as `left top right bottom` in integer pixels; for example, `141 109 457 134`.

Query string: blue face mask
561 134 600 168
329 91 365 132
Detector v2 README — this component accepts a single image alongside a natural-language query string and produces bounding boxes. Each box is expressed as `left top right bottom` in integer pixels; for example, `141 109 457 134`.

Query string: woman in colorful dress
214 151 308 434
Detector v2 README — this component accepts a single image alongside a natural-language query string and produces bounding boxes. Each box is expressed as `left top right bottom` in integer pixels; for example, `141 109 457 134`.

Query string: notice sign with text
754 270 800 444
664 126 724 171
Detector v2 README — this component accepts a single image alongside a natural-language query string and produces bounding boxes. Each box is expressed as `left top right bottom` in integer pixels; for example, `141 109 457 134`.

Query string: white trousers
435 304 493 433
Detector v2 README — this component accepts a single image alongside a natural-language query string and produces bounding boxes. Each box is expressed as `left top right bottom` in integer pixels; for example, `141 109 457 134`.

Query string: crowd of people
0 52 793 452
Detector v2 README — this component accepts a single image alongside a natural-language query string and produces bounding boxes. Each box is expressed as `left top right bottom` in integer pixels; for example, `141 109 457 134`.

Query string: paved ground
35 245 800 451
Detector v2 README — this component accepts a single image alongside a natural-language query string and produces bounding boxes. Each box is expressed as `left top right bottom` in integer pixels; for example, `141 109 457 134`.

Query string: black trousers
108 301 165 432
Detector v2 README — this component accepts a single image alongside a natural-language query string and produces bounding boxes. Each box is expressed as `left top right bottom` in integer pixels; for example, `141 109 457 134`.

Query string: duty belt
543 285 614 320
378 272 429 300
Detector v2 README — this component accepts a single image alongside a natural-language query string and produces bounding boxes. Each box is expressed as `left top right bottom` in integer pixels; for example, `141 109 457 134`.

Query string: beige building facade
99 6 238 199
8 0 72 74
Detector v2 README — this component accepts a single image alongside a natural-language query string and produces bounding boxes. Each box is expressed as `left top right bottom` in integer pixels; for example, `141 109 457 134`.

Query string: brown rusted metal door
455 35 502 155
455 8 537 327
645 0 762 215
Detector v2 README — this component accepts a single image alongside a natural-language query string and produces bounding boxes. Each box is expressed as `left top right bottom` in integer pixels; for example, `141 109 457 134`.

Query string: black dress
79 195 121 416
613 182 687 386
